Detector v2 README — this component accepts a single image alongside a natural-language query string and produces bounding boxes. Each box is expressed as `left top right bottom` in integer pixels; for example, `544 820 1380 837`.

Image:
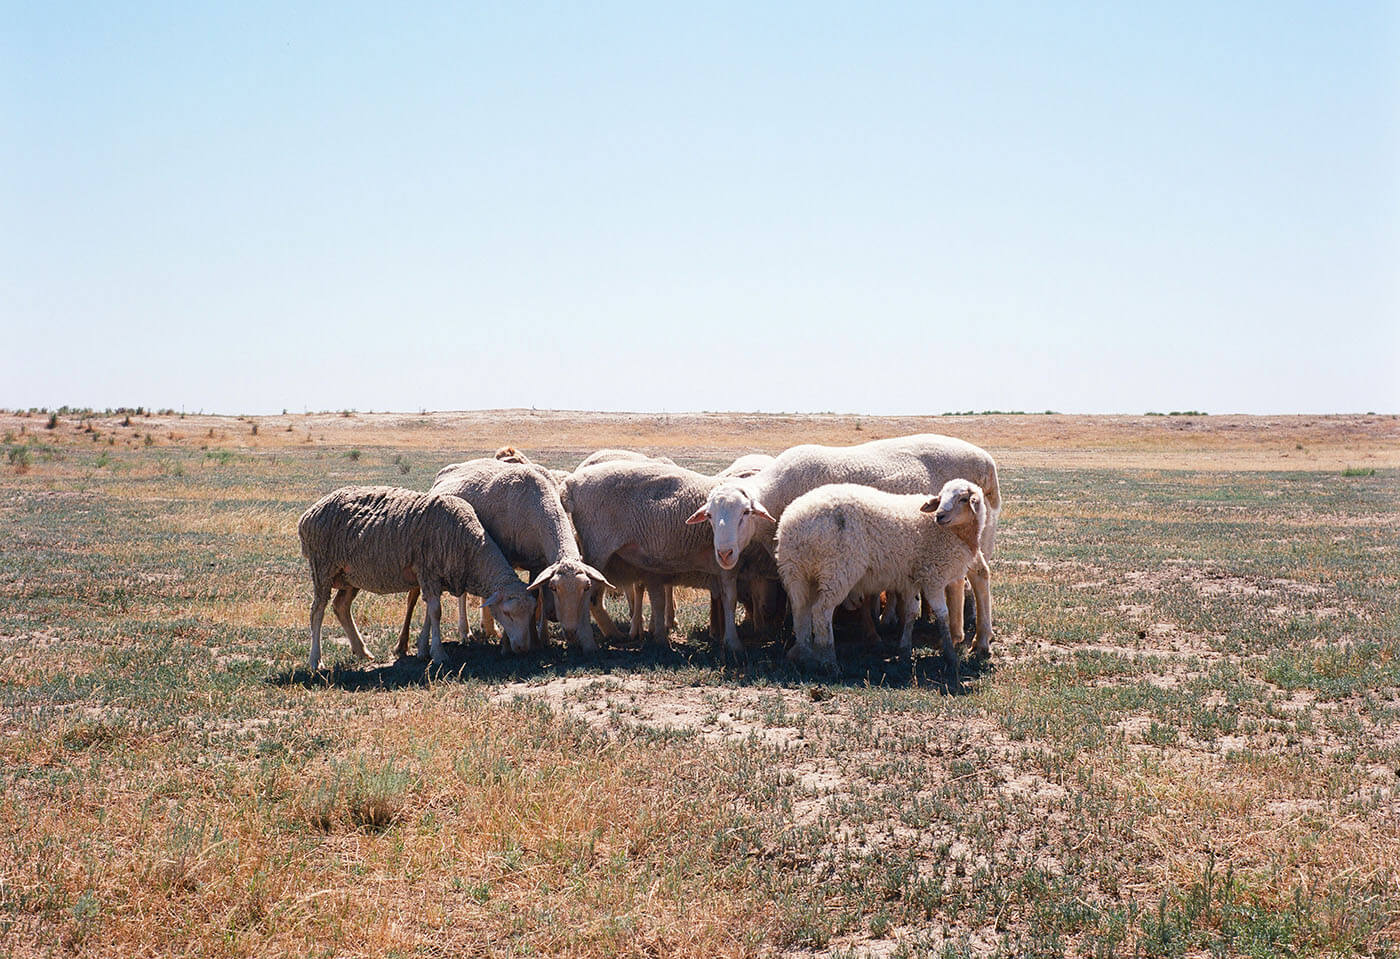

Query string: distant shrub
1342 467 1376 477
6 445 31 472
45 413 58 430
393 453 411 475
347 449 361 461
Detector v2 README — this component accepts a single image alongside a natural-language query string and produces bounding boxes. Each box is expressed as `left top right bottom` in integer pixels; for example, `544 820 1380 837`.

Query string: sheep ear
527 565 557 592
583 564 616 592
919 497 941 513
969 493 981 508
750 501 777 523
685 506 710 525
481 589 504 608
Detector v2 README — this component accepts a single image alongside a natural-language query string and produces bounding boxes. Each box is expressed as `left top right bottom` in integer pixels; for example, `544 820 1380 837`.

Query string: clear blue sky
4 2 1397 415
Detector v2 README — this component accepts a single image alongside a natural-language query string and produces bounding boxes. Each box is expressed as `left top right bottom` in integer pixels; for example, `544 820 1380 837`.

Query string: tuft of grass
1342 466 1376 477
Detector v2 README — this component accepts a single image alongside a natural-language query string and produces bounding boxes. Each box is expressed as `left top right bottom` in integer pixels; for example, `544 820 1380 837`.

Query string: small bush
1341 466 1376 477
347 449 361 461
298 759 414 834
45 413 58 430
7 445 31 472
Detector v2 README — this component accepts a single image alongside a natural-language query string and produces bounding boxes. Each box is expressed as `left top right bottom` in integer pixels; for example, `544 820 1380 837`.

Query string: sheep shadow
267 614 991 696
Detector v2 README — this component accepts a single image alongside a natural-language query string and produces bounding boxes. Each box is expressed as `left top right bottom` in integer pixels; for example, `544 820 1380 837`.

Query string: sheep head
687 483 776 571
921 479 987 552
483 586 535 653
528 559 614 646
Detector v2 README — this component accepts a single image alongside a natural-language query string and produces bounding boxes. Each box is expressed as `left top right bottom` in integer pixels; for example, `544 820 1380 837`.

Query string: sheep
715 452 776 479
398 458 613 653
297 486 535 669
688 433 1000 656
776 479 992 675
561 459 757 659
495 446 570 487
570 448 681 628
576 448 678 470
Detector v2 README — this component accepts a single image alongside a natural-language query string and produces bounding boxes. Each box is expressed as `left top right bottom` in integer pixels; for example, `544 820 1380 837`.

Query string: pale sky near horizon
4 2 1397 416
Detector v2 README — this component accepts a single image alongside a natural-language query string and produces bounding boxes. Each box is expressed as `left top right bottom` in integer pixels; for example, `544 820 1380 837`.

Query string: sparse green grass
0 434 1396 957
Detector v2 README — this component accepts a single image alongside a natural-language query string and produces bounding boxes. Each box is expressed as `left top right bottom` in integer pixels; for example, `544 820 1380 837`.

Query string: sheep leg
330 587 374 662
665 585 676 631
926 592 960 683
747 578 770 635
808 592 840 673
967 557 993 656
944 581 967 650
458 594 470 640
480 600 496 639
423 590 447 667
719 569 745 661
859 594 880 644
531 590 547 650
709 590 722 638
629 582 648 640
307 579 332 670
897 590 920 661
397 587 419 658
879 590 900 628
589 591 625 640
646 579 671 647
785 577 814 659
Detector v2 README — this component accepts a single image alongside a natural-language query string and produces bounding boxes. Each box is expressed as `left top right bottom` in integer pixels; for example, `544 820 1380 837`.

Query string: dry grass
1 410 1397 957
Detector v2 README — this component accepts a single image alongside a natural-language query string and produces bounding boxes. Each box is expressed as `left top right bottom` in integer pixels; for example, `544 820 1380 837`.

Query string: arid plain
2 409 1397 957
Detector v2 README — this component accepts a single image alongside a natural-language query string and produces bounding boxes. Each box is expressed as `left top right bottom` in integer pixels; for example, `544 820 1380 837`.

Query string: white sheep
689 433 1000 655
561 459 760 659
571 448 682 630
297 486 535 669
776 479 992 674
398 458 614 653
576 448 678 470
715 452 776 479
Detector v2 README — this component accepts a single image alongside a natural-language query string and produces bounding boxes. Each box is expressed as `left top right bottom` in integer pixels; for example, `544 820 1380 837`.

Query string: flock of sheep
298 433 1001 675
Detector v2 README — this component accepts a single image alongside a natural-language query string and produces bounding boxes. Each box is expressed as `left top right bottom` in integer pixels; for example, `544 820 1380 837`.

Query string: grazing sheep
570 448 682 628
399 458 614 652
561 459 755 659
576 448 678 470
715 453 776 480
297 486 535 669
689 434 1000 654
776 479 991 674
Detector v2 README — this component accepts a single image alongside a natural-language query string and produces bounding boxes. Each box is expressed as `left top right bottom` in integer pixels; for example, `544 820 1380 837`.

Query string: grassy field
2 410 1397 957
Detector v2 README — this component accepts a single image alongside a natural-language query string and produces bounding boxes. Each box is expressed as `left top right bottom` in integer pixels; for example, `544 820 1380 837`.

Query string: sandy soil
9 408 1398 470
